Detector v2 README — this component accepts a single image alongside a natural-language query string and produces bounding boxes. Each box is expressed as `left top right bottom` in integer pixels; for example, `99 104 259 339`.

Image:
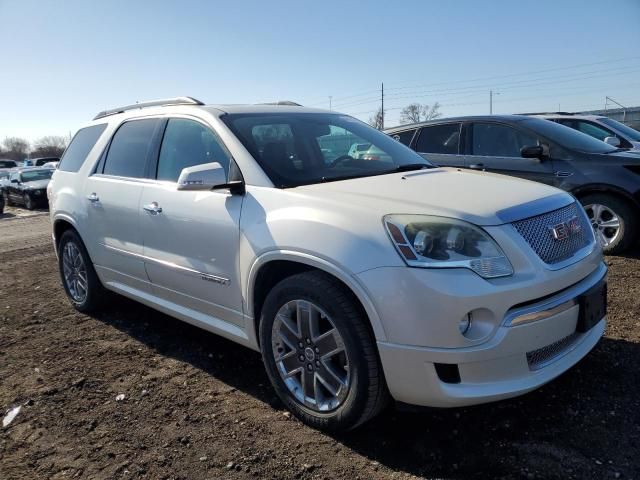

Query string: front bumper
358 254 606 407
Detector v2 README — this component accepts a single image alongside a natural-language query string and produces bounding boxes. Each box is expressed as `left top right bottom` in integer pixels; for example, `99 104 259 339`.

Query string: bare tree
32 135 68 158
399 102 442 124
2 137 30 161
368 107 384 130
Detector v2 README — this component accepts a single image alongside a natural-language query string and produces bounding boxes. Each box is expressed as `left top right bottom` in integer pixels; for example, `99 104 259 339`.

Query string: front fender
245 250 389 343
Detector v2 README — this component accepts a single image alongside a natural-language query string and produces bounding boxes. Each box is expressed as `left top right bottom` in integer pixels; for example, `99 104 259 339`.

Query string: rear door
140 117 244 326
466 121 556 185
83 117 162 293
413 123 465 167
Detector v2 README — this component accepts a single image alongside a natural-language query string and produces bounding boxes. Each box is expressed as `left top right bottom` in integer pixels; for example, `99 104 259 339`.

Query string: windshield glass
599 118 640 142
0 160 16 168
222 112 432 187
21 169 53 182
523 118 617 154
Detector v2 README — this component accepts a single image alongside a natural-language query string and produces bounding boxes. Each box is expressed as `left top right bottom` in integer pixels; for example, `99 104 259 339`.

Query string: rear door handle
143 202 162 215
87 193 99 202
469 163 485 170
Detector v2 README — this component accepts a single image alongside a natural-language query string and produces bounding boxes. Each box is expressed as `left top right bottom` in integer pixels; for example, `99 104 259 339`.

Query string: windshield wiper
389 163 431 173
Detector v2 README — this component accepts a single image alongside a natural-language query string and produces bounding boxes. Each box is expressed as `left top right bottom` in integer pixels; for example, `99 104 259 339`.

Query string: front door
140 117 244 326
465 121 557 186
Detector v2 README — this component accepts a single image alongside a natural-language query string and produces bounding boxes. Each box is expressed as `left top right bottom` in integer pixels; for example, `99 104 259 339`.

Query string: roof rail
93 96 204 120
519 111 575 116
258 100 303 106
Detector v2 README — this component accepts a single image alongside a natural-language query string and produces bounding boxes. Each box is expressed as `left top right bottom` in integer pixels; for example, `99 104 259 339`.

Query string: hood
23 179 50 189
294 167 572 226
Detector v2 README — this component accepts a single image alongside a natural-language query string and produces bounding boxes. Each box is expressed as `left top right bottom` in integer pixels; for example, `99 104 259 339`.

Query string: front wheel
259 271 388 431
581 194 637 254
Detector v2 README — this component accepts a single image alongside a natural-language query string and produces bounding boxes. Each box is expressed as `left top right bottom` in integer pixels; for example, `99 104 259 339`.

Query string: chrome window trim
101 243 231 286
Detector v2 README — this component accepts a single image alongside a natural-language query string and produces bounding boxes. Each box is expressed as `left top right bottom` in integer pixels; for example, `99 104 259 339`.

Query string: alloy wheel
271 300 351 412
62 241 88 303
584 203 621 248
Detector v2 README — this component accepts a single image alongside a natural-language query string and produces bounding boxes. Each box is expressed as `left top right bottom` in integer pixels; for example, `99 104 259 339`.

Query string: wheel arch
52 214 82 255
246 251 387 349
572 184 640 211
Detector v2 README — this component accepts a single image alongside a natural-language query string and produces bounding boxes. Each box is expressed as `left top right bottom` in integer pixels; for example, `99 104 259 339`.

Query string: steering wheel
329 155 355 168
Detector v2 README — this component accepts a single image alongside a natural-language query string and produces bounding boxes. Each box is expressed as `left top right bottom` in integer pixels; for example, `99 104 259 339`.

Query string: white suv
49 97 607 431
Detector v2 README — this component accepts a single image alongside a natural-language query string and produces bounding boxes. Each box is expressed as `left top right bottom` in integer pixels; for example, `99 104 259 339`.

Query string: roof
384 114 532 133
92 96 331 121
525 113 605 120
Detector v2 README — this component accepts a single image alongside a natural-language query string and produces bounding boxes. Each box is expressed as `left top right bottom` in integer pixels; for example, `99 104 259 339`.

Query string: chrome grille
526 333 580 370
512 203 594 265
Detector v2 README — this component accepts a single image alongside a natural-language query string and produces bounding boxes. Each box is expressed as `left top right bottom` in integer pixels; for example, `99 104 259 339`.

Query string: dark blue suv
386 115 640 254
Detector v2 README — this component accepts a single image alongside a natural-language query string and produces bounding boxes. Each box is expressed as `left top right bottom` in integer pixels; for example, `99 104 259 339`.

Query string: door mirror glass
10 178 19 183
603 136 621 147
520 145 544 159
177 162 227 191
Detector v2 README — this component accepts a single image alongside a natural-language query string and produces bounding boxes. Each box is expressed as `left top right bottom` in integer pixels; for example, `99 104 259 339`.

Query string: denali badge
549 216 581 241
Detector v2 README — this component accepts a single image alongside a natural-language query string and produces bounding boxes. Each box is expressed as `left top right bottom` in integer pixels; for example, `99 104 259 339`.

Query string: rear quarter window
58 124 107 172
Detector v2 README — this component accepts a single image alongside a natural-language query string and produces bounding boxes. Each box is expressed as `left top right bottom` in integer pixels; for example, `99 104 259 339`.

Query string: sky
0 0 639 142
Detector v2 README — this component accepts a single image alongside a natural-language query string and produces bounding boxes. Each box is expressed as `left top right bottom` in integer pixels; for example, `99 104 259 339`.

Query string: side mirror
520 145 545 160
604 136 620 147
10 178 19 184
177 162 227 191
177 162 244 194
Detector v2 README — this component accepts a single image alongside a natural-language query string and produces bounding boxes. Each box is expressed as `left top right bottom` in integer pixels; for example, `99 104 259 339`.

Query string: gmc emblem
549 216 582 241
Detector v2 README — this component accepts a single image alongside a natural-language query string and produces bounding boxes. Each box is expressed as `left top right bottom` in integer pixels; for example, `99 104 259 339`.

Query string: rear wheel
581 193 637 254
23 193 34 210
259 271 388 431
58 229 107 312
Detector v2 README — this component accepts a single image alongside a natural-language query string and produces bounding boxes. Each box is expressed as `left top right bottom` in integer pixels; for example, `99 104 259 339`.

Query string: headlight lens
384 215 513 278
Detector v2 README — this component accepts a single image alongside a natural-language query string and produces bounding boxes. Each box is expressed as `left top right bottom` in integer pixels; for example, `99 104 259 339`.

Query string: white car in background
527 113 640 151
49 97 607 431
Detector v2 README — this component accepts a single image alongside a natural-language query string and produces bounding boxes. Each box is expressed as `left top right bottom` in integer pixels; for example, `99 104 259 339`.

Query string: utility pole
490 90 500 114
605 96 627 123
381 82 384 129
329 96 332 111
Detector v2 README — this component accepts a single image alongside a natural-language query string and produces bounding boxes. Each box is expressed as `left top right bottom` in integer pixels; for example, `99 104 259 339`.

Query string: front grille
526 333 580 370
512 203 593 265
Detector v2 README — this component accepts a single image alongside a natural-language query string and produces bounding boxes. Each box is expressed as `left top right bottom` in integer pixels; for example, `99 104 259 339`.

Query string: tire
259 271 388 432
58 229 107 313
23 193 34 210
580 193 638 255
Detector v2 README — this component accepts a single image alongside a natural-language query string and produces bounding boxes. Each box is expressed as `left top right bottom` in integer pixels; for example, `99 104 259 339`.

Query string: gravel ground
0 208 639 480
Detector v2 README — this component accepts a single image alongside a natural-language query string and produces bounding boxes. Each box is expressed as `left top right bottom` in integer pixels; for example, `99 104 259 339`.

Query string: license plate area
577 280 607 333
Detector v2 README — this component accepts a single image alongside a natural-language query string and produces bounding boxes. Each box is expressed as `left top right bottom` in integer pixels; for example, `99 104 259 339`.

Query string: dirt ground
1 207 639 480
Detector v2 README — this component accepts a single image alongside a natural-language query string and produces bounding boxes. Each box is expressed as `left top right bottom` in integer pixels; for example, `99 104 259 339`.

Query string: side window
576 121 614 142
415 123 461 154
58 124 107 173
157 119 231 182
103 119 158 178
391 129 417 146
471 123 537 157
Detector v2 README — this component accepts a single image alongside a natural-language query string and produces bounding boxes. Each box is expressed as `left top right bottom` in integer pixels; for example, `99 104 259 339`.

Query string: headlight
384 215 513 278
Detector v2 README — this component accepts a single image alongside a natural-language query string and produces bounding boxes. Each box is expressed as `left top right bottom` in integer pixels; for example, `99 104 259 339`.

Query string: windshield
599 118 640 142
523 118 617 154
222 112 432 187
0 160 16 168
20 169 53 182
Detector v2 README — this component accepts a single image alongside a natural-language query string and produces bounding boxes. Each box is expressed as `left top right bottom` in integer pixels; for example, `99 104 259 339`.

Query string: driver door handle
469 163 485 170
143 202 162 215
87 192 99 202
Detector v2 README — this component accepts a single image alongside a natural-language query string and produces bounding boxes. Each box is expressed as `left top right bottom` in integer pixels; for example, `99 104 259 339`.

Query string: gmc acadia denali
49 97 607 431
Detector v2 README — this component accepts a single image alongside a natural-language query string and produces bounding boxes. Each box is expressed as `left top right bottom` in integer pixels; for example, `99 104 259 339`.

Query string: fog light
458 313 472 335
